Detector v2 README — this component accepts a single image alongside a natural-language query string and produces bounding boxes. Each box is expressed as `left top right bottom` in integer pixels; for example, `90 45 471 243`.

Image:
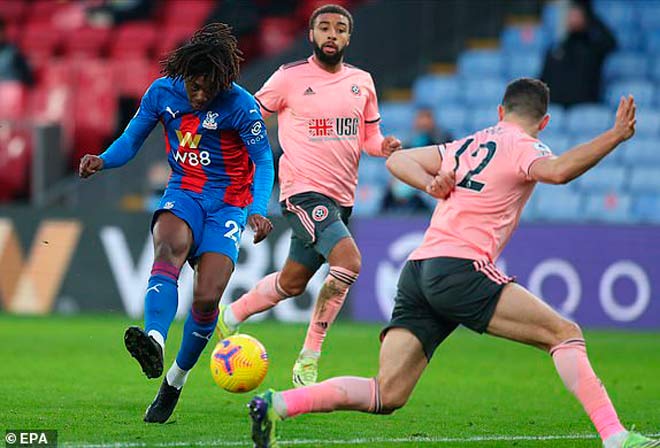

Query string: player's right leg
486 283 659 448
248 327 429 448
124 210 192 379
218 255 317 339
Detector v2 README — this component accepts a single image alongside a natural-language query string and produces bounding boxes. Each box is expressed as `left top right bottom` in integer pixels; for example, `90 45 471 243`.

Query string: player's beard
313 41 345 66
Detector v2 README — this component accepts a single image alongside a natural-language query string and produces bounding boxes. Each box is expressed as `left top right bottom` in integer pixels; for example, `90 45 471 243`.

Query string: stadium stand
373 0 660 223
0 0 361 202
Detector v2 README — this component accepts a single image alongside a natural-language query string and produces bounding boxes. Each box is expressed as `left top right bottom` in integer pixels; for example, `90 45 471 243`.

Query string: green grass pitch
1 315 659 447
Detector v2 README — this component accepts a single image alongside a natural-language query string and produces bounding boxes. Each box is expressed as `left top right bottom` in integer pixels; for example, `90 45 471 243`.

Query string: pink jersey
410 121 553 262
255 56 382 206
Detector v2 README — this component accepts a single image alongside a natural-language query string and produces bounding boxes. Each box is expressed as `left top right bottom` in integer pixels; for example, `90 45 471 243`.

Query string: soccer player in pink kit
215 4 401 388
248 79 659 448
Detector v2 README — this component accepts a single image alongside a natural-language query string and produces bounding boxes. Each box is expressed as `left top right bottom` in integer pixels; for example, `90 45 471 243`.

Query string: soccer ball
210 334 269 393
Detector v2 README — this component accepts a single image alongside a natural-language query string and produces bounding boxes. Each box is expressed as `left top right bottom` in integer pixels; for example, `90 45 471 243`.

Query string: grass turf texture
1 315 658 447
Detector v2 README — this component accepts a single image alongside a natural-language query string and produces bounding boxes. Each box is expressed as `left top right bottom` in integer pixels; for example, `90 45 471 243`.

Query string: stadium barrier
0 208 658 328
353 218 660 329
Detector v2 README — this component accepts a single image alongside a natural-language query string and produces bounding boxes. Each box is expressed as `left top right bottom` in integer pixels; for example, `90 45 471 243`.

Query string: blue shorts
152 189 248 266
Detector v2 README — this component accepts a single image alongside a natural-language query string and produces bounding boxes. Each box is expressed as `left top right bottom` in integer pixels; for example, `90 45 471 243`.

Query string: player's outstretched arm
530 95 636 185
78 82 160 179
386 145 454 199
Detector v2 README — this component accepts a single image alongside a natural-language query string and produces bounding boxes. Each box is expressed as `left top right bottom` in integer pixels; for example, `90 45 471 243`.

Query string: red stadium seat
154 26 195 59
63 27 111 58
162 0 214 27
0 124 32 201
20 24 62 61
259 17 297 56
71 59 117 159
0 0 27 23
25 0 65 26
112 58 160 97
109 22 158 60
0 81 28 120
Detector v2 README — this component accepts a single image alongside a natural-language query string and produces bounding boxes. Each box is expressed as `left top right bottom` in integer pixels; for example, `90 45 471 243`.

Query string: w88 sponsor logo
173 149 211 167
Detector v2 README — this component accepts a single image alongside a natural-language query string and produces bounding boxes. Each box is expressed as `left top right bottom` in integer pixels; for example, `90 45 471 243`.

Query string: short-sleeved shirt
409 121 553 262
255 56 381 206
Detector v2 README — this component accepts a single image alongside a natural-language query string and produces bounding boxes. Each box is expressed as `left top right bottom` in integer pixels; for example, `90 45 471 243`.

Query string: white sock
299 348 320 359
148 330 165 354
603 430 629 448
272 391 288 419
166 361 189 390
224 305 240 329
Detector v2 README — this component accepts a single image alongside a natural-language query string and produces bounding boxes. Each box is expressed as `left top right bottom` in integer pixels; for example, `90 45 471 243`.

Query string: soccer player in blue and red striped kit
79 23 275 423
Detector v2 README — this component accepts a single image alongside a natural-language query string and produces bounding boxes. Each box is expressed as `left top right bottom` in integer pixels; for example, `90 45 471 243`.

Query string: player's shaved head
309 4 353 33
501 78 549 122
161 23 243 97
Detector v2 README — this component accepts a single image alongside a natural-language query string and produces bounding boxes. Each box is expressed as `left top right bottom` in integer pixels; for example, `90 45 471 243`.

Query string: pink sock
302 267 358 353
230 273 288 323
551 338 625 441
279 376 380 418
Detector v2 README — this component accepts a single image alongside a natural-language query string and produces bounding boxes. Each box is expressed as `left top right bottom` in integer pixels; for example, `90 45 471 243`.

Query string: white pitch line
61 432 660 447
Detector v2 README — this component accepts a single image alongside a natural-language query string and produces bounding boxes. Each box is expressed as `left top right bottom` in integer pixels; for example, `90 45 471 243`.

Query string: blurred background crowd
1 0 659 224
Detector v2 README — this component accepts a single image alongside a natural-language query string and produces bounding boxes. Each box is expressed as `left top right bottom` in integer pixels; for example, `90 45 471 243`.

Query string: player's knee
328 239 362 275
154 240 189 263
277 272 307 297
376 377 409 414
193 277 228 309
334 250 361 275
547 319 583 350
557 320 583 340
379 390 408 414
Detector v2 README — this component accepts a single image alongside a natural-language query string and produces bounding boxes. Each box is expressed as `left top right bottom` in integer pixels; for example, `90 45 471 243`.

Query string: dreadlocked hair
161 23 244 93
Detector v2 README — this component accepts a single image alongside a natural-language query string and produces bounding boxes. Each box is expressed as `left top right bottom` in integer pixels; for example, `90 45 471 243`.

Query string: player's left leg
145 205 244 423
486 283 659 448
249 327 429 448
145 252 234 423
293 235 360 387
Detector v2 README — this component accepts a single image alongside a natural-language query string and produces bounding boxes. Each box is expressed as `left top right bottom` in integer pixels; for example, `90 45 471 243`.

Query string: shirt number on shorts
223 220 241 248
453 138 497 192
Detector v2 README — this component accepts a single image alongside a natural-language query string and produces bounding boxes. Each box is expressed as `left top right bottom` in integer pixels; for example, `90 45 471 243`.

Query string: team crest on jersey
312 205 329 222
351 84 360 95
203 111 219 130
534 141 552 156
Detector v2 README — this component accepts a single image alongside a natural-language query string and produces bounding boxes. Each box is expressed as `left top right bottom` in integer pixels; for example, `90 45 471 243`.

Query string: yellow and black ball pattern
210 334 269 393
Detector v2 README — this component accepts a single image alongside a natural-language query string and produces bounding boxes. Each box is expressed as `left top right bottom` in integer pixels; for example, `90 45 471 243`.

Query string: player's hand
381 135 402 157
612 95 636 142
248 214 273 244
425 170 455 199
79 154 104 178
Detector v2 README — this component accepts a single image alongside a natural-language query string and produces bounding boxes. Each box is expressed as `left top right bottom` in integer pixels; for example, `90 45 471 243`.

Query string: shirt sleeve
234 99 275 216
99 81 160 169
364 74 381 124
514 135 554 180
254 67 287 118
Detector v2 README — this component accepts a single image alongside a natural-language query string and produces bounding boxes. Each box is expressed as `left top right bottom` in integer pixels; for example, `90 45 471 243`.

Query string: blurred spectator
0 18 33 86
540 0 616 107
409 107 453 147
380 178 434 216
87 0 155 27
